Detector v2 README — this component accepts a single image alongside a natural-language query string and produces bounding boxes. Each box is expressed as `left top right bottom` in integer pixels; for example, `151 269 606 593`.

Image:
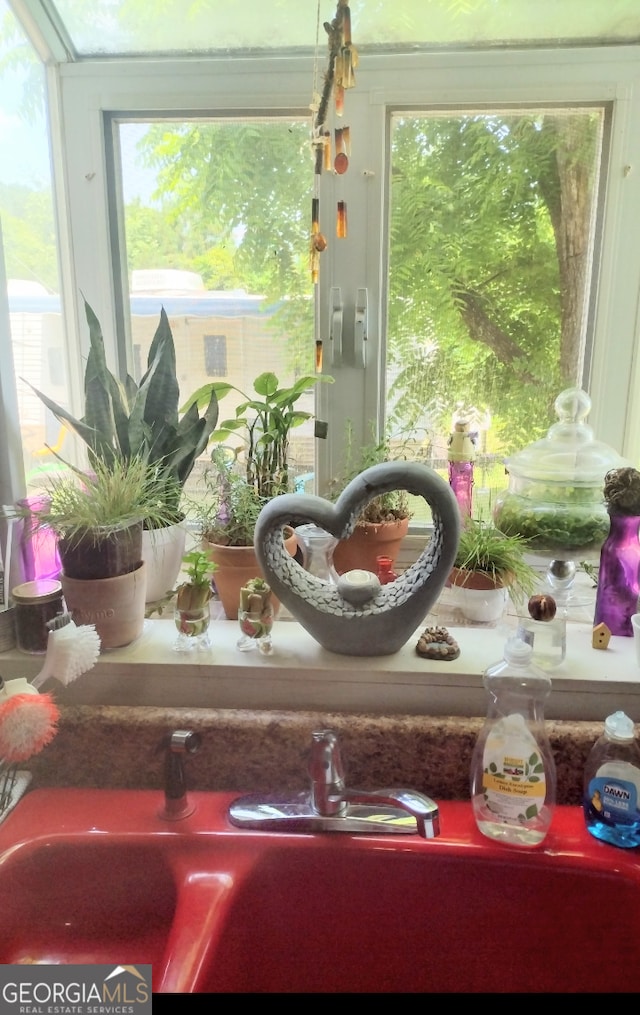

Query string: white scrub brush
31 613 101 691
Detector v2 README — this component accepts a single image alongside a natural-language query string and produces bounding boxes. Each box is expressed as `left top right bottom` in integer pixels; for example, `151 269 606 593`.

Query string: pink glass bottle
593 512 640 637
448 460 474 519
448 420 476 520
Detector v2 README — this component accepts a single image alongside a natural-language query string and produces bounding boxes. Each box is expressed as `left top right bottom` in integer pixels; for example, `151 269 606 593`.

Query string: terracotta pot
332 517 409 576
142 520 187 603
58 521 143 580
61 562 147 649
449 566 510 591
204 529 298 620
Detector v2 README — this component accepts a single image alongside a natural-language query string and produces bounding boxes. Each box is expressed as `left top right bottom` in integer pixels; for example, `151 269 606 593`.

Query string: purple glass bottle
593 512 640 637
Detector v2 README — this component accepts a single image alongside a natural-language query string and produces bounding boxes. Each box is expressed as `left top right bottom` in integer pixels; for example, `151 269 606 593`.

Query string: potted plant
187 371 332 619
173 549 217 649
24 298 220 601
194 448 298 620
193 370 334 501
450 517 538 621
26 457 173 648
329 426 413 576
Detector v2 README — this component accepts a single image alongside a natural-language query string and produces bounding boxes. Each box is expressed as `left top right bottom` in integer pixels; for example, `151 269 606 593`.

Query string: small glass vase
295 523 340 583
173 603 211 652
593 512 640 637
237 606 274 654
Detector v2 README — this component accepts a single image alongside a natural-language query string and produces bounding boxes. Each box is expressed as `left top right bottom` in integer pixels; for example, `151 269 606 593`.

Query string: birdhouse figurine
592 622 612 650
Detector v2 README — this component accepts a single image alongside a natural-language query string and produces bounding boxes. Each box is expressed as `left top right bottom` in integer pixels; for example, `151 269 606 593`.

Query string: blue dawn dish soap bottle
471 637 556 847
583 711 640 848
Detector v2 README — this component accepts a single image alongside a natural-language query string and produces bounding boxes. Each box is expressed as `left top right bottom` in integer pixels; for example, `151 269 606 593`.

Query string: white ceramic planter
453 584 508 623
142 522 187 604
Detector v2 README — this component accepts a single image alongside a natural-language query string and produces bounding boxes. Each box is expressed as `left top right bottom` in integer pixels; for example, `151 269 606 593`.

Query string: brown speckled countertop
25 706 602 806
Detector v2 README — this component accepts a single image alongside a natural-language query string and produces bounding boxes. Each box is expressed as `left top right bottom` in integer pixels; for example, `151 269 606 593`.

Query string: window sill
1 610 636 721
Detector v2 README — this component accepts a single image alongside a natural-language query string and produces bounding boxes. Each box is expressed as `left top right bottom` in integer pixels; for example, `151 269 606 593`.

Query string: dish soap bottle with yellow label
471 636 556 847
583 711 640 848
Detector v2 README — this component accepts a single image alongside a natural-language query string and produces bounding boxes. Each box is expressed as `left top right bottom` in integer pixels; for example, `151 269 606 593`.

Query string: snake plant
24 298 220 523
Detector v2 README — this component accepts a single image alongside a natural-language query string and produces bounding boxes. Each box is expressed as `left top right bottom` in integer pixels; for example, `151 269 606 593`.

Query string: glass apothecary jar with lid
493 388 629 602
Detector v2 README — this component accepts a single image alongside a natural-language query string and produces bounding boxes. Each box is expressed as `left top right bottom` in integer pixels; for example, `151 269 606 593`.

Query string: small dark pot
58 521 143 580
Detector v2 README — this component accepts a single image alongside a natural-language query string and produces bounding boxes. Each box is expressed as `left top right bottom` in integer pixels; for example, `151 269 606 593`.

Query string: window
2 4 640 717
204 335 228 378
386 105 607 516
4 41 640 509
35 47 635 509
115 116 316 493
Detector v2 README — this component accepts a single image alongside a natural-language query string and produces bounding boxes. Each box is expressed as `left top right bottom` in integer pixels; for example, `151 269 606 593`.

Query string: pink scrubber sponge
0 692 60 763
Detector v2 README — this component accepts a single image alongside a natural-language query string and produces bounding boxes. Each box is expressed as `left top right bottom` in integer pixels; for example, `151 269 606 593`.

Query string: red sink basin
1 789 639 993
1 838 177 969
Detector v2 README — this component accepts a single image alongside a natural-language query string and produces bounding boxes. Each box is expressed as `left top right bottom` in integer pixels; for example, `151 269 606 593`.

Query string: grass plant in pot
187 371 333 619
329 427 413 576
24 298 220 603
451 517 538 622
28 457 173 648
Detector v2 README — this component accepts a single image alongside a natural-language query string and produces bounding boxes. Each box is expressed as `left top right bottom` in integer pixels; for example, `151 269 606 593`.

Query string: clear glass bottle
492 388 628 609
583 711 640 849
471 637 556 847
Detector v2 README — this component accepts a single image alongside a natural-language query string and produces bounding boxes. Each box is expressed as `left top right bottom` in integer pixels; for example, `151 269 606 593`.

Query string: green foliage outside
386 112 599 451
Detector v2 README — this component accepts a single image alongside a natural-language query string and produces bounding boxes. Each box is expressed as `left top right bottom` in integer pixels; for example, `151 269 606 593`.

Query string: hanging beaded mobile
309 1 358 286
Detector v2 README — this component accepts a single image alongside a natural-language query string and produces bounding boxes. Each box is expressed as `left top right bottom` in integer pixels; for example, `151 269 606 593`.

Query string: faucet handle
309 729 347 816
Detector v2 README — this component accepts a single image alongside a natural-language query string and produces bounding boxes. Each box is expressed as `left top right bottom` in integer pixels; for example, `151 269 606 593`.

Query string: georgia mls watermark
0 965 152 1015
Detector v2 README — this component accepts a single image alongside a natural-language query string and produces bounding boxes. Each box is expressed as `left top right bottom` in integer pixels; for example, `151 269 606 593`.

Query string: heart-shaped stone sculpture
254 462 460 656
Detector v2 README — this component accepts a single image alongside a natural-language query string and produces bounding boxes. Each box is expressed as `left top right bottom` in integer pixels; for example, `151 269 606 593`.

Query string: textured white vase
142 522 187 603
454 584 508 622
